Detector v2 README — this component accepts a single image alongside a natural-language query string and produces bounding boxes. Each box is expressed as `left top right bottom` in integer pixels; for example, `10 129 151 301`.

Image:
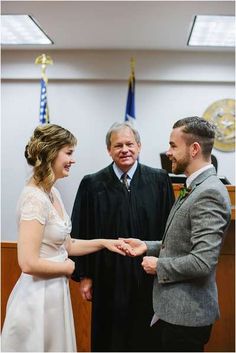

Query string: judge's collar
113 161 138 180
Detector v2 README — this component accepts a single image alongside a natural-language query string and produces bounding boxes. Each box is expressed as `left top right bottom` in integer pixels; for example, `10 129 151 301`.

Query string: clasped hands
112 238 158 275
81 238 158 301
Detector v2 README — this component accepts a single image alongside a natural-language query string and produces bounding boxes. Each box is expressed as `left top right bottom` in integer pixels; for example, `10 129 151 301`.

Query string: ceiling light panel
188 15 235 47
1 15 53 45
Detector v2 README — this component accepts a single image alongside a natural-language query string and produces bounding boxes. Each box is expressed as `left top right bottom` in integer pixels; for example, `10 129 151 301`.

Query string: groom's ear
191 142 201 158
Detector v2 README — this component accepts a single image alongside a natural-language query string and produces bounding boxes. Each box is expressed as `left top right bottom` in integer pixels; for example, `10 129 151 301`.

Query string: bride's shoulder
19 185 47 204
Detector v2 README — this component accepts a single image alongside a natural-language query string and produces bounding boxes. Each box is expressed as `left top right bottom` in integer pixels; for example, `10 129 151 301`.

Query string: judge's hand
80 278 93 301
103 239 134 256
142 256 158 275
118 238 147 256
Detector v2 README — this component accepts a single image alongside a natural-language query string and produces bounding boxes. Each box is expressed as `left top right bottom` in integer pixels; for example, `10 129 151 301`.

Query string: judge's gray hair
106 122 141 149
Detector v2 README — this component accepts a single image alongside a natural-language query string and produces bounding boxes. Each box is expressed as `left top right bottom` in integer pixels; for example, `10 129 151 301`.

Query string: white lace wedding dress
1 186 77 352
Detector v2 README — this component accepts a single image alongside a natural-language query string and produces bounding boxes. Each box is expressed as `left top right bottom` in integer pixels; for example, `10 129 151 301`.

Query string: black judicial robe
71 163 174 352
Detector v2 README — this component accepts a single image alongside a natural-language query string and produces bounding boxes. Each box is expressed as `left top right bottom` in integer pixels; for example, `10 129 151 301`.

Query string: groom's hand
118 238 147 256
141 256 158 275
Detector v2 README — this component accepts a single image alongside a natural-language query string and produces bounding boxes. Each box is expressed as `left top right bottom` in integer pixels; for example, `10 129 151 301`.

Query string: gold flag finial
35 54 53 82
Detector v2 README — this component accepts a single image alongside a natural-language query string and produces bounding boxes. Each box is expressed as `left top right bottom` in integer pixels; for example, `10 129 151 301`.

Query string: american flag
39 78 49 124
124 60 135 124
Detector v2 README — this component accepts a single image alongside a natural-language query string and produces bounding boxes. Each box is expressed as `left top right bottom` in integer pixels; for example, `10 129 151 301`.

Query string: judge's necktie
121 173 129 190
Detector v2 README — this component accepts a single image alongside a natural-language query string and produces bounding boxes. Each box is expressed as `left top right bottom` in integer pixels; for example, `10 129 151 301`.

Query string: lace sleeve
18 189 49 225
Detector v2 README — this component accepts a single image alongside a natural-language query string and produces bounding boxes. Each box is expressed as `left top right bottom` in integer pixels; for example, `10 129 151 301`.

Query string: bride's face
52 145 75 180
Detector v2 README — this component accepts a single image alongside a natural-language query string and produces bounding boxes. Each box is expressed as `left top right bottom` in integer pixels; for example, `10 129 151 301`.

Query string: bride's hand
103 239 136 256
64 258 75 277
118 238 147 256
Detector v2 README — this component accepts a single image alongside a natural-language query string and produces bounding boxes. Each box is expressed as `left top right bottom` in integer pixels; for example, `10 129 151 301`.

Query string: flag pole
130 57 135 90
35 54 53 124
130 57 135 77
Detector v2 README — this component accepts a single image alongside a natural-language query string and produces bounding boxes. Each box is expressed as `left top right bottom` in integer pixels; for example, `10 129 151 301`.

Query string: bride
1 124 129 352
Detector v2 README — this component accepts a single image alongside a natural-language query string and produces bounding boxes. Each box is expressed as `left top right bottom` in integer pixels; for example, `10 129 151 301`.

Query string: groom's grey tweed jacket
145 167 231 326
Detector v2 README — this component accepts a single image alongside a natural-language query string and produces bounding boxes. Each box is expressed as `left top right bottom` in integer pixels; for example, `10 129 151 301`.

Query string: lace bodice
17 186 71 259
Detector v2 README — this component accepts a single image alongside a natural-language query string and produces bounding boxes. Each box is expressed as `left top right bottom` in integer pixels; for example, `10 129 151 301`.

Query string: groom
121 116 231 352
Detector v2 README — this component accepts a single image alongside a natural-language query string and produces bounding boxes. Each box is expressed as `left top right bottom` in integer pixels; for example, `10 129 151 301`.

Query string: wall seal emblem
203 99 235 152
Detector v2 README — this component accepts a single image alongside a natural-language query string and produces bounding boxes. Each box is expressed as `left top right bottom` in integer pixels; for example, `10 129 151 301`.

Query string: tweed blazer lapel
162 167 216 241
189 166 216 189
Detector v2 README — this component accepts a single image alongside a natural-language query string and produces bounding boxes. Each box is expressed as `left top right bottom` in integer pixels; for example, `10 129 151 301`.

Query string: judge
70 121 174 352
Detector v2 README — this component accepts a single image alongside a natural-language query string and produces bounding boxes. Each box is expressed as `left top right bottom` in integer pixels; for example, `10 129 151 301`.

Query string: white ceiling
2 0 235 52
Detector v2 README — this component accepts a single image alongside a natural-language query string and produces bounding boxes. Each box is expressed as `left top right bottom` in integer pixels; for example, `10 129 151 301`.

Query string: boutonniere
179 186 192 200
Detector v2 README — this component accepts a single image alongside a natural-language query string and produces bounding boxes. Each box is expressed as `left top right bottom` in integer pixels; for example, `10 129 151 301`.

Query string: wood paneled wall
1 242 92 352
1 185 235 352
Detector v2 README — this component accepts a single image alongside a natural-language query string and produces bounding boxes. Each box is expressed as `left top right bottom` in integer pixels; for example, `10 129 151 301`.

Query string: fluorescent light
188 15 235 47
1 15 53 45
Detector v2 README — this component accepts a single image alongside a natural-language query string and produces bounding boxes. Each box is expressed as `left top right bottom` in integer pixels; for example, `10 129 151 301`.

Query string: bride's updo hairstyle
25 124 77 190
